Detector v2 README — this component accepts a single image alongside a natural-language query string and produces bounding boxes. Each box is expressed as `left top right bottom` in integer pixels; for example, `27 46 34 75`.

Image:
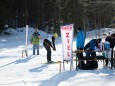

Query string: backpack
78 60 98 70
85 60 98 70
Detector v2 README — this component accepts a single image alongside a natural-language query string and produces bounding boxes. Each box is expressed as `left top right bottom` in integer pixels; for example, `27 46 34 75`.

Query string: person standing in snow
76 27 85 59
30 28 41 55
105 33 115 68
76 27 85 69
43 33 58 63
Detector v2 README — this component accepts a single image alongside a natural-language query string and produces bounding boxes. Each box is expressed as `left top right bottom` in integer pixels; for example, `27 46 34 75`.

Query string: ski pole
44 41 54 50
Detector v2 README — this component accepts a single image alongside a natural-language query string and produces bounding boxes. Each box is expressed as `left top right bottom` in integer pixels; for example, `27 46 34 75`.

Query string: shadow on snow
0 55 35 69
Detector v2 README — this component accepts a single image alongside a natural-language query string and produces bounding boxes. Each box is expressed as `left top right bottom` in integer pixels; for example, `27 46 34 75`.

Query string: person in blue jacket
76 27 85 69
76 27 85 59
84 38 102 57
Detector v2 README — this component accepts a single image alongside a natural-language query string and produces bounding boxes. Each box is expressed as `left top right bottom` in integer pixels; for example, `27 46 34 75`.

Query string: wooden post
58 61 61 72
76 52 78 70
63 60 65 70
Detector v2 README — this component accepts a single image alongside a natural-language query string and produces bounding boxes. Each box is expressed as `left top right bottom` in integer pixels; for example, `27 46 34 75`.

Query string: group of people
30 27 115 67
30 28 58 63
76 27 115 69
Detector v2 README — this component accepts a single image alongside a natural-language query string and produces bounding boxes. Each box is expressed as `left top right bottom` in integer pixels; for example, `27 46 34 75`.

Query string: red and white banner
60 24 74 61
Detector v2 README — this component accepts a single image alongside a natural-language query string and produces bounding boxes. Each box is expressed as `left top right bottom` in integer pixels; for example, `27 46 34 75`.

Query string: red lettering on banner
67 39 69 44
68 25 72 30
61 25 72 31
66 32 70 58
67 45 70 50
67 52 70 57
66 33 69 38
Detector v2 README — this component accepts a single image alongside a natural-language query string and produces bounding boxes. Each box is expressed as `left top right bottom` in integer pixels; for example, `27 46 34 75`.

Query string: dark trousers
77 48 84 69
43 42 51 62
77 48 84 59
111 48 114 69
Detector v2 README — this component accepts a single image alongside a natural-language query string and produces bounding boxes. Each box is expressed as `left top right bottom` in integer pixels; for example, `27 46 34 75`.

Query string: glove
53 48 56 51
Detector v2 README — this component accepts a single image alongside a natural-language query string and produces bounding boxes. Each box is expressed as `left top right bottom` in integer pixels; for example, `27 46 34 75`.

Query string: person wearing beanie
76 27 85 69
76 27 85 52
77 27 82 31
43 33 58 63
105 33 115 69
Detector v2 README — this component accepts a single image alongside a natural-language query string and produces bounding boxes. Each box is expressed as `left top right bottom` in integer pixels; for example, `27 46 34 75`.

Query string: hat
111 33 115 37
77 27 82 31
97 38 102 42
53 33 58 38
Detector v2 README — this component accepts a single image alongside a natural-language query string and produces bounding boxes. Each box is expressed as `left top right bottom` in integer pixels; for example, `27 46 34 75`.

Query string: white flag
25 25 29 49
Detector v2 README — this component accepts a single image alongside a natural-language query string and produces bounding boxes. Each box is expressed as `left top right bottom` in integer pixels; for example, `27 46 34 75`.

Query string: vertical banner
25 25 29 50
60 24 74 61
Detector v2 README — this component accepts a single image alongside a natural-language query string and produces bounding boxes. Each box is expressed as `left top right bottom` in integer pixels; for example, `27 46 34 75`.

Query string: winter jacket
76 31 85 49
105 36 115 48
111 33 115 48
84 39 97 51
30 32 40 45
43 36 56 50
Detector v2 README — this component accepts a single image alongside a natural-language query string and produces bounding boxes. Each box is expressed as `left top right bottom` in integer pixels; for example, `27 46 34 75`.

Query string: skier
30 28 41 55
43 33 58 63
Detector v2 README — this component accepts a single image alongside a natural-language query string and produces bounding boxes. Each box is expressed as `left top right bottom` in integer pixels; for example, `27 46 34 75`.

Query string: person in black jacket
43 33 58 63
106 33 115 68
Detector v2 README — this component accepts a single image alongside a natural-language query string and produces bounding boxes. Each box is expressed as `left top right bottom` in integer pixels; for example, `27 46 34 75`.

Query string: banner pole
76 52 78 70
63 60 65 70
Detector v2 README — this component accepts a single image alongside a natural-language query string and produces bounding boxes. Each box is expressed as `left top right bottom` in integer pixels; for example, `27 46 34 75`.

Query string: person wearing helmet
43 33 58 63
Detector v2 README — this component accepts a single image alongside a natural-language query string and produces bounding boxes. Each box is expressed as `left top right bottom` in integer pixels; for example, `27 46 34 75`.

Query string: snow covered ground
0 27 115 86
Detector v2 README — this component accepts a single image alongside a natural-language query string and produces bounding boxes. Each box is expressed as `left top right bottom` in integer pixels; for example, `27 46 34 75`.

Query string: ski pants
76 48 84 69
43 42 51 62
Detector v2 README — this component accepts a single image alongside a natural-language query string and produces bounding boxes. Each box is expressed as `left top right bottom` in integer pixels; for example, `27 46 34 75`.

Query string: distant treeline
0 0 114 34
